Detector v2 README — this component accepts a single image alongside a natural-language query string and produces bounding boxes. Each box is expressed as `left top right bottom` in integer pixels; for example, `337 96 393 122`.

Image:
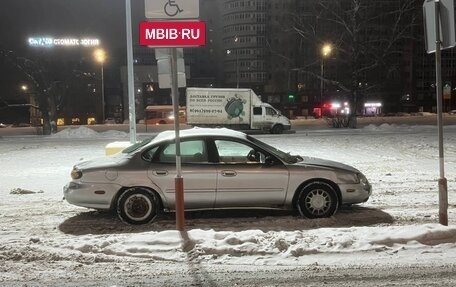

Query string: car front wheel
271 124 284 134
117 187 160 224
297 182 338 218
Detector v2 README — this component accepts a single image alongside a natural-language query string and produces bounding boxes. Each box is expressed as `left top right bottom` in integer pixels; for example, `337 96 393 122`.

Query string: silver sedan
64 128 371 224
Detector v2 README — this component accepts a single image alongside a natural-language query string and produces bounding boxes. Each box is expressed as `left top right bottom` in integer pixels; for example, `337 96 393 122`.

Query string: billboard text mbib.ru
140 21 206 47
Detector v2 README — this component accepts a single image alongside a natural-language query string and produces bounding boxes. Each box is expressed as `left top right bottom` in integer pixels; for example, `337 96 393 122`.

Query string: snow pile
52 224 456 266
9 188 44 195
52 126 99 138
52 126 128 139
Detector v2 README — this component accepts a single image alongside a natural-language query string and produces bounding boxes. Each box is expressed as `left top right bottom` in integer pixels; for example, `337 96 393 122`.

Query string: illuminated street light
320 43 333 103
93 48 106 123
322 44 332 57
21 85 28 91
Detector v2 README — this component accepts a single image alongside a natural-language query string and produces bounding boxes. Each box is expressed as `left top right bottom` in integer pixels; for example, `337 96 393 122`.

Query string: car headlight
357 173 369 186
71 168 82 179
337 172 360 184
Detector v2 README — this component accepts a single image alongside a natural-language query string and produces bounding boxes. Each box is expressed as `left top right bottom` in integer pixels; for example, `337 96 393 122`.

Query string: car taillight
71 168 82 179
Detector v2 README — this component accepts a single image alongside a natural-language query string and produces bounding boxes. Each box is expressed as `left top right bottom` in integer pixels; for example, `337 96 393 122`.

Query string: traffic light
288 93 295 103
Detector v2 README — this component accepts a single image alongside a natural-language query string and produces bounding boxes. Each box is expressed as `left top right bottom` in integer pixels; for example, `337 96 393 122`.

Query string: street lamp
320 43 332 103
226 48 239 88
93 48 106 122
234 36 239 88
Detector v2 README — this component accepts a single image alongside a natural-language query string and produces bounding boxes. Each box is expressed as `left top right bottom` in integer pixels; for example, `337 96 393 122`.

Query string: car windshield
247 135 302 164
122 137 153 154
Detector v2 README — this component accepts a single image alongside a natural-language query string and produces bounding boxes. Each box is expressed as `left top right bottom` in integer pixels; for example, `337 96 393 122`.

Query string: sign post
169 47 185 231
423 0 452 225
142 0 204 231
126 0 137 144
155 48 186 89
443 83 451 112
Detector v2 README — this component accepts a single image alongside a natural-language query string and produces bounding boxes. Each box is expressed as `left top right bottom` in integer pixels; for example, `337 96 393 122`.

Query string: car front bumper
338 182 372 204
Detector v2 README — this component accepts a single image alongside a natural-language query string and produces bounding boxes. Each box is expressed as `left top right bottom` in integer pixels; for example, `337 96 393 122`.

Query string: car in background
144 105 186 125
0 123 7 128
64 128 371 224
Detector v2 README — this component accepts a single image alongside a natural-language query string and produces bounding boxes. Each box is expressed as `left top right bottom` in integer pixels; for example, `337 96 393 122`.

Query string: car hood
296 156 359 173
75 153 129 170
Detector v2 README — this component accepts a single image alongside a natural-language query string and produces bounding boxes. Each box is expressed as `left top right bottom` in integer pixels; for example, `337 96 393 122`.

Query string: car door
251 106 265 130
212 138 289 208
251 106 279 130
146 139 216 210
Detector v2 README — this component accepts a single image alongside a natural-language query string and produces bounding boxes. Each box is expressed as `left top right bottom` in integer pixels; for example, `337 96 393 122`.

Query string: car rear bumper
63 181 119 210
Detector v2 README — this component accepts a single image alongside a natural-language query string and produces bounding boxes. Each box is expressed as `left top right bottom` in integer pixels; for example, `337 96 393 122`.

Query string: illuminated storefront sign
364 102 382 108
139 21 206 47
28 37 100 47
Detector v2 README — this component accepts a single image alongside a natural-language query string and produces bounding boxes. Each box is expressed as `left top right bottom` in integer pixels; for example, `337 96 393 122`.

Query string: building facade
122 0 454 123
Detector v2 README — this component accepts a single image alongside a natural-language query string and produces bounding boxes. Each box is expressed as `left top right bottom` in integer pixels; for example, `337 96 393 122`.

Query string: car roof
152 127 247 144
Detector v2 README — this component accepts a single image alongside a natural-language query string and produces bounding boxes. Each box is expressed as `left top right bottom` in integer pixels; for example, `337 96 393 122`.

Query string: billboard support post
144 0 204 232
432 0 448 225
170 47 185 231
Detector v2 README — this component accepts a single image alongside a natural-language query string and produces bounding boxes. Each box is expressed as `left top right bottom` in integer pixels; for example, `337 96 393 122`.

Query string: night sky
0 0 144 54
1 0 147 99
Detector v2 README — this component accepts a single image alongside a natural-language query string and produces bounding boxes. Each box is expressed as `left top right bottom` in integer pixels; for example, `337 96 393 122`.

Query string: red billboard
140 21 206 47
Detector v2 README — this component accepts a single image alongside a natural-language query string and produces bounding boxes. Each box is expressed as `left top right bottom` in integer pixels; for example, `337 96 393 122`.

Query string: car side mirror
264 155 275 166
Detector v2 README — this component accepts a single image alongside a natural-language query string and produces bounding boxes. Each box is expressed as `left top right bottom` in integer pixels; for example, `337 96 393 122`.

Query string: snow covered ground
1 123 456 285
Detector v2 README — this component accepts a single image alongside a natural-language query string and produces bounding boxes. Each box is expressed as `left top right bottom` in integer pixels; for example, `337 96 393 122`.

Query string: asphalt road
5 261 456 287
1 114 456 137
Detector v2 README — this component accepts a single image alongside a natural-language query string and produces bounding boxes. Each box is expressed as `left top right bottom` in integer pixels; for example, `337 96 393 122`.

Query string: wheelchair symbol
164 0 183 17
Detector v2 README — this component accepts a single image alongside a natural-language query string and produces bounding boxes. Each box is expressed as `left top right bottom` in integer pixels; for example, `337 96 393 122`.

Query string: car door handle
153 170 169 176
221 170 237 177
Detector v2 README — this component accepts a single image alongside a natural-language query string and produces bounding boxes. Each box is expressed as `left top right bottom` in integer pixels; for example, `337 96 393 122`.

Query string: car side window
253 107 262 115
157 140 208 163
265 107 277 116
215 139 262 164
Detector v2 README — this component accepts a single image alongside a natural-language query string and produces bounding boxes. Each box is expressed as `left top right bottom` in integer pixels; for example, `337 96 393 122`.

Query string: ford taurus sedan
64 128 371 224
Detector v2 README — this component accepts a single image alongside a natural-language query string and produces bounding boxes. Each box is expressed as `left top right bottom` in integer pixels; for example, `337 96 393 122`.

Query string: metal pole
320 59 324 103
170 48 185 231
236 53 239 88
126 0 137 144
287 70 291 91
434 0 448 226
101 64 105 122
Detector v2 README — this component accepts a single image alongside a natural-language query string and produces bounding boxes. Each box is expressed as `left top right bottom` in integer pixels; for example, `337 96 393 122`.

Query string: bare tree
1 48 66 134
289 0 419 127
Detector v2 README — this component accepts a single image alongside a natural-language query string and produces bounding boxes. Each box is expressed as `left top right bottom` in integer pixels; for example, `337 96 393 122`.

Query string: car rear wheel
117 187 160 225
297 182 338 218
271 124 284 134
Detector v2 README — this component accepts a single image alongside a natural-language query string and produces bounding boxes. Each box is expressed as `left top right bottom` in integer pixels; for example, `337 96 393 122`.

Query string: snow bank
9 188 44 194
52 126 128 139
54 224 456 265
